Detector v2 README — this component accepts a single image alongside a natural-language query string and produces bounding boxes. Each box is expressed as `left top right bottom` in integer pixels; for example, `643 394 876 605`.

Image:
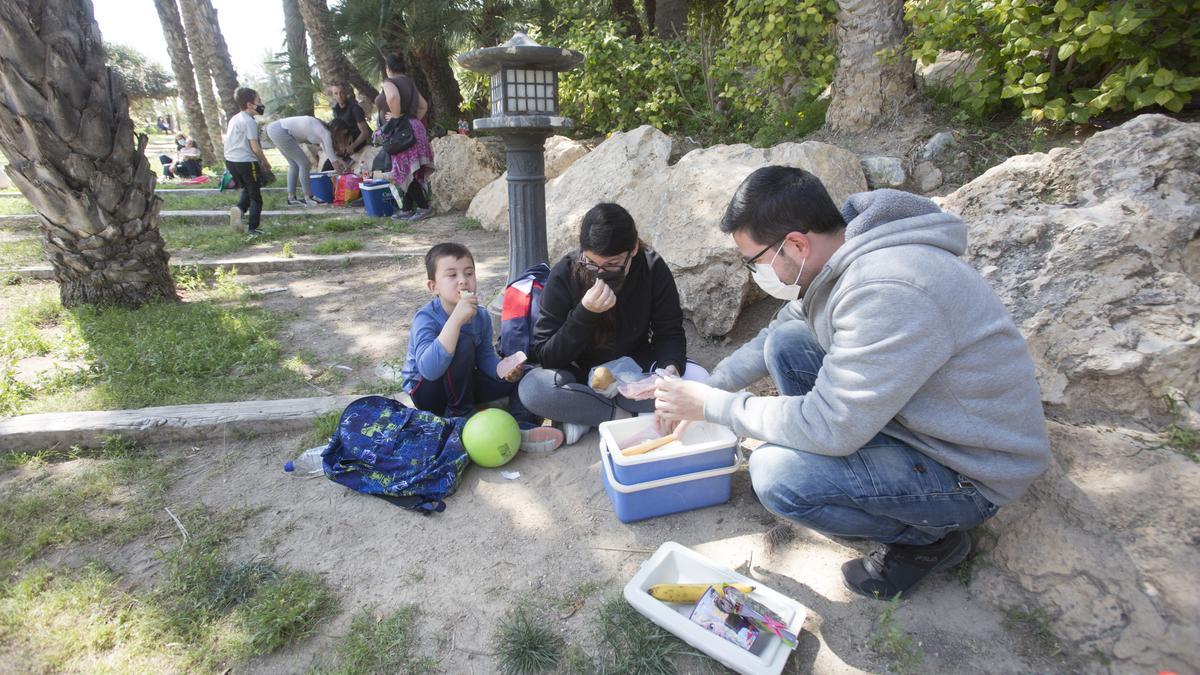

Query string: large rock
944 114 1200 421
916 50 981 89
430 134 501 213
543 125 866 335
467 135 588 230
945 114 1200 669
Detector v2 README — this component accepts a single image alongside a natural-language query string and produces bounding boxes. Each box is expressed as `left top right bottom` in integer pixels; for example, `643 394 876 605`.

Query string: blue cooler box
601 441 741 523
309 172 335 203
598 417 738 484
361 180 395 217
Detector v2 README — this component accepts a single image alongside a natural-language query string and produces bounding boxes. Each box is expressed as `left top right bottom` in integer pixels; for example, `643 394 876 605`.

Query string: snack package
713 585 798 650
587 356 642 398
497 351 527 380
617 367 680 400
690 585 760 651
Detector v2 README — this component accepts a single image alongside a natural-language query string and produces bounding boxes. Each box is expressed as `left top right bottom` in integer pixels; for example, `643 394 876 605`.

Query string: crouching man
655 167 1050 599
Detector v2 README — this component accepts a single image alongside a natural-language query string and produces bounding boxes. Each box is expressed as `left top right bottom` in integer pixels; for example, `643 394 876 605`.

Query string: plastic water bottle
284 445 326 477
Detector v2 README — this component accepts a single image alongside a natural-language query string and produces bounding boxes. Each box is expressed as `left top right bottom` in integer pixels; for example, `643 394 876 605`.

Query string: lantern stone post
457 33 584 283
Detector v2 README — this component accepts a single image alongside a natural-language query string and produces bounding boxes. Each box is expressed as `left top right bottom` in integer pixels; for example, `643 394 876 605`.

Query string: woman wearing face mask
519 202 707 445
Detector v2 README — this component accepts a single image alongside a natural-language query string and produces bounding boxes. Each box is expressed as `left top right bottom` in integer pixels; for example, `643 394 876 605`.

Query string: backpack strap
373 493 446 513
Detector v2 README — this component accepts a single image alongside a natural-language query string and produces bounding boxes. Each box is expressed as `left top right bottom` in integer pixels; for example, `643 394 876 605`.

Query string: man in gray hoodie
655 167 1051 599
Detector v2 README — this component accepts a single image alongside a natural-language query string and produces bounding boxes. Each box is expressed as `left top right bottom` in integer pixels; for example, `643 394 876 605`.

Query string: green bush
907 0 1200 124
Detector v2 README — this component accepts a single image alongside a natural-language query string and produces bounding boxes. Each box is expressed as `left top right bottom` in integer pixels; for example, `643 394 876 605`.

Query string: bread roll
591 366 615 390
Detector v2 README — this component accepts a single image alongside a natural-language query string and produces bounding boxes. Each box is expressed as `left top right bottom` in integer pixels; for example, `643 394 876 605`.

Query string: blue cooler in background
309 172 335 203
361 180 395 217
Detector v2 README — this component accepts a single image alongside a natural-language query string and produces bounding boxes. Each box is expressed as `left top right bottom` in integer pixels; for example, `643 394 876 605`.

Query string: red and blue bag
499 263 550 359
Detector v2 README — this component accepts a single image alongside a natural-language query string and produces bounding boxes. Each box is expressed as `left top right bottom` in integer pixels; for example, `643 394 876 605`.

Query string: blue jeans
747 321 998 546
409 332 533 423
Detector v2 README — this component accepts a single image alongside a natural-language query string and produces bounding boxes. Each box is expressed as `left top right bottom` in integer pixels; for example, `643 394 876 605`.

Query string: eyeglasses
741 237 786 273
577 251 630 274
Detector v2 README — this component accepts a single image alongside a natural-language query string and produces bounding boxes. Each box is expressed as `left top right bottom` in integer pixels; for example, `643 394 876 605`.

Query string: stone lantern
457 32 584 282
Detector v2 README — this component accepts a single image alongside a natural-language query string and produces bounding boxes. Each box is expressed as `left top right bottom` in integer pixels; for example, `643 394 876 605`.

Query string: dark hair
328 119 353 155
719 166 845 243
424 242 473 280
384 53 407 74
579 203 638 256
331 82 355 100
234 87 259 111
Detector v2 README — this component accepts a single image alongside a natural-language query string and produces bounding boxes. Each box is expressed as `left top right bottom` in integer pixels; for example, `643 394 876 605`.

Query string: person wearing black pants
223 87 273 235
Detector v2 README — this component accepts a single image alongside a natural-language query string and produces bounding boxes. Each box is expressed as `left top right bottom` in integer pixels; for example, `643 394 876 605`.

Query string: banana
647 583 755 603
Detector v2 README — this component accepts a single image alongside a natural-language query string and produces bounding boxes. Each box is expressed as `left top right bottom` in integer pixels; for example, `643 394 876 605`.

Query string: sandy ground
133 212 1069 673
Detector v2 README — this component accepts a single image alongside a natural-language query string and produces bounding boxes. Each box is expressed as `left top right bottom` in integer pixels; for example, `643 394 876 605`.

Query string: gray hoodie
705 190 1050 505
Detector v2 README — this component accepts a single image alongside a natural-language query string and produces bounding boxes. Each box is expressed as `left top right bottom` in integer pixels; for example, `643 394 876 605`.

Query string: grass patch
0 235 42 267
157 190 289 212
0 276 303 415
311 238 364 255
0 197 34 216
869 594 923 674
1003 605 1062 658
323 606 436 674
159 215 379 257
589 593 701 674
301 410 341 450
953 525 998 585
496 603 566 674
0 436 175 579
456 217 483 231
1143 393 1200 462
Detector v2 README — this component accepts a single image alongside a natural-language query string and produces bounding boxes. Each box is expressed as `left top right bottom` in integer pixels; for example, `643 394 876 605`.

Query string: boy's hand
581 279 616 313
449 291 478 325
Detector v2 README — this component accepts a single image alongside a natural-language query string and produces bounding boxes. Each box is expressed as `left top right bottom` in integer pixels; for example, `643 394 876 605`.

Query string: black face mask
254 104 265 115
596 268 625 285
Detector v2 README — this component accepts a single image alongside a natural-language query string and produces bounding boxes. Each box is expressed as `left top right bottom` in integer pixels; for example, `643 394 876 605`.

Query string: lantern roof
457 32 584 75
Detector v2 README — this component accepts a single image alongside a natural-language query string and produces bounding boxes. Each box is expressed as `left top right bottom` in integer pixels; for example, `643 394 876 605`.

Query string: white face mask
750 240 806 301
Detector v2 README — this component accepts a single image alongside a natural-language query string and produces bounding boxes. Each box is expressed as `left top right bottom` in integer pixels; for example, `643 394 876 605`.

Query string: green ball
461 408 521 468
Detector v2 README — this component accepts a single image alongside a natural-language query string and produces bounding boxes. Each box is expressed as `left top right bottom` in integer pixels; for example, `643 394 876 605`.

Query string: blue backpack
321 396 469 513
499 262 550 358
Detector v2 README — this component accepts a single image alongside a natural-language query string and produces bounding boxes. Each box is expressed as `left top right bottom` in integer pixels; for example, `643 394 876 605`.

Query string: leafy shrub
907 0 1200 124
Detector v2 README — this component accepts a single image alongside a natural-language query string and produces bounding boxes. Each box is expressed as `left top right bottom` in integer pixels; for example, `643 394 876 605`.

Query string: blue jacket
401 298 503 392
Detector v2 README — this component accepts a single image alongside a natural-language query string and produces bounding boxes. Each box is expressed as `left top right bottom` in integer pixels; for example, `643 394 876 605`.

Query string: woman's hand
384 111 395 122
581 279 616 313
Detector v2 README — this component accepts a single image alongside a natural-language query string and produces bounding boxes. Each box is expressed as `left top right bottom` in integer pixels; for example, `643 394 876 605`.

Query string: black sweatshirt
530 248 687 380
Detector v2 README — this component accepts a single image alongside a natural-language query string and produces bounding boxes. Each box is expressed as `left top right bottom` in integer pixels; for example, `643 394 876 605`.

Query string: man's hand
581 279 616 313
449 291 478 326
654 378 711 423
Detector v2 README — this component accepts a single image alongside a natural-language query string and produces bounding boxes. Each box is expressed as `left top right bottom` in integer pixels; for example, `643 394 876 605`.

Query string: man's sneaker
228 206 242 232
520 426 566 454
286 197 317 207
841 530 971 599
247 228 263 238
405 207 433 222
391 209 415 220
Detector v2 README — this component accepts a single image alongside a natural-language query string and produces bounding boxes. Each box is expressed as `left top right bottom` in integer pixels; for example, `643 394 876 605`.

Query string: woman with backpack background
518 202 708 445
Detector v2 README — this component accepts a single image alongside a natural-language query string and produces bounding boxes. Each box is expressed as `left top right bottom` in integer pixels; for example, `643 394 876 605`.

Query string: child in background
223 87 273 236
401 243 564 453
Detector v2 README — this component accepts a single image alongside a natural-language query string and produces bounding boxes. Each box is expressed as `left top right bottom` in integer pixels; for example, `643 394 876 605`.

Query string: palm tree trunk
826 0 915 132
0 0 177 307
282 0 313 116
297 0 378 113
179 0 224 158
152 0 215 162
654 0 688 39
190 0 240 120
411 42 462 128
612 0 643 38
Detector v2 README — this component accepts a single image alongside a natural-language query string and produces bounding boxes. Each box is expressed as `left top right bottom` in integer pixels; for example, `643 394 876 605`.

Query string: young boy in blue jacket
401 243 563 452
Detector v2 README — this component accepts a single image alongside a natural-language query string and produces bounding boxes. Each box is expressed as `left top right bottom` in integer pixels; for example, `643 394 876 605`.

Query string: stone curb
7 251 417 280
0 392 411 452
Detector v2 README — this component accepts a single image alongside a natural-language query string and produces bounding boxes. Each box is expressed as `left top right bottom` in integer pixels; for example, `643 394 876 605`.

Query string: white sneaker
520 426 565 454
228 206 242 232
562 422 589 446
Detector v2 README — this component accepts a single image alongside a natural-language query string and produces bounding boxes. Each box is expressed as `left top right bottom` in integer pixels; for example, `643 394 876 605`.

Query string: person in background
174 139 203 178
265 115 350 206
375 53 434 222
328 83 372 168
223 87 273 236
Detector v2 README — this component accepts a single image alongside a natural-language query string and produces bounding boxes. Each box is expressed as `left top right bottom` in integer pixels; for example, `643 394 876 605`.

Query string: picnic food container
308 172 335 203
624 542 807 675
360 180 395 217
598 416 738 484
600 439 740 523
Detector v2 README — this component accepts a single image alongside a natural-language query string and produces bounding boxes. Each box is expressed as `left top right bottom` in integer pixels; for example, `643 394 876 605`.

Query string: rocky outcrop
542 125 866 335
467 135 589 231
430 134 501 213
945 114 1200 421
947 114 1200 670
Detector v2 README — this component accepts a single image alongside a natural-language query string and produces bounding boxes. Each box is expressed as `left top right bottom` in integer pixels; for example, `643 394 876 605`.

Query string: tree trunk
297 0 377 114
191 0 240 120
179 0 224 158
654 0 688 39
282 0 313 116
411 42 462 128
0 0 177 307
826 0 915 133
612 0 643 38
152 0 215 161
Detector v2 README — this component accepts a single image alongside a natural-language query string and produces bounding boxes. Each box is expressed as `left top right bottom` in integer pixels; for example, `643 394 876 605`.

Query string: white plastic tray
623 541 806 675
